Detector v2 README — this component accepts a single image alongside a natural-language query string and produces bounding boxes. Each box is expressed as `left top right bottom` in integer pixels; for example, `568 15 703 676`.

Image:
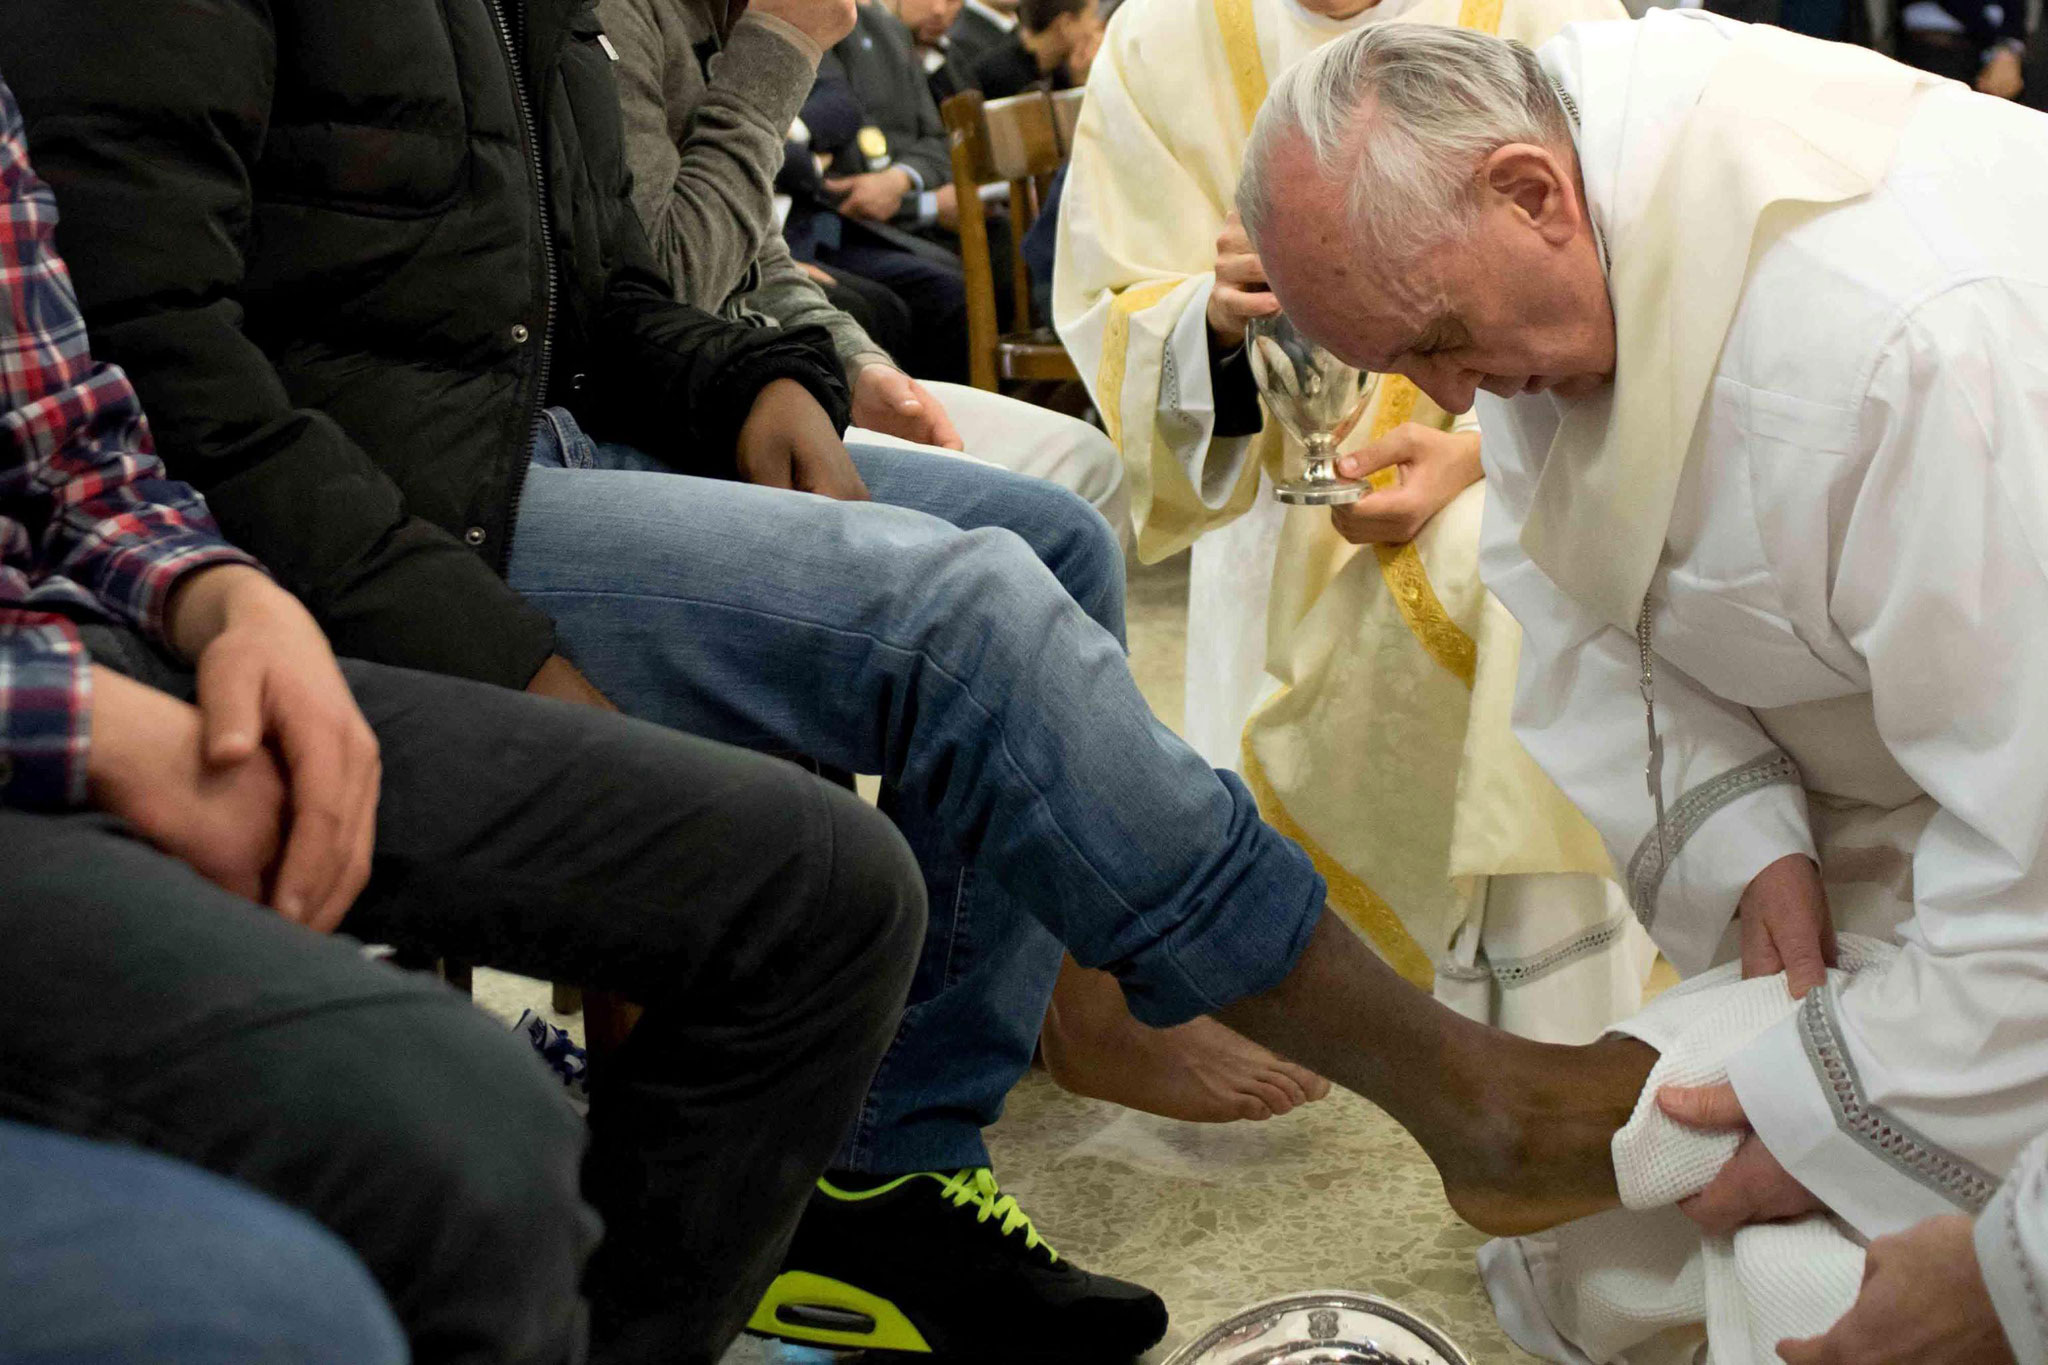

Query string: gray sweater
599 0 888 374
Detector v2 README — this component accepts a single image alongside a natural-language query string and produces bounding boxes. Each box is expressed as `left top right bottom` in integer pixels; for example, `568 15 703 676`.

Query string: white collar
964 0 1019 31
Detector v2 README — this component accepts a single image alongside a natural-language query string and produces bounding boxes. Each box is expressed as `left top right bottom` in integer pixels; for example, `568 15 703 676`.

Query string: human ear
1480 144 1577 246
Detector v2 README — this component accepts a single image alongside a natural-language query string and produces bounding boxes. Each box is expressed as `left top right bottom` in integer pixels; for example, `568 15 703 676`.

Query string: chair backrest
941 88 1083 390
1049 87 1085 158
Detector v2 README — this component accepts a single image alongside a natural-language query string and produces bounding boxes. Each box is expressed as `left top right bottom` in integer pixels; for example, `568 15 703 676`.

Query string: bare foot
1428 1035 1657 1236
1040 959 1333 1123
1212 914 1657 1238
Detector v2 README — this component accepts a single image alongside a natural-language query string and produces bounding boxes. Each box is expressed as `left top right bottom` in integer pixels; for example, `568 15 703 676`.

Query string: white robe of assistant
1055 0 1651 1040
1482 11 2048 1247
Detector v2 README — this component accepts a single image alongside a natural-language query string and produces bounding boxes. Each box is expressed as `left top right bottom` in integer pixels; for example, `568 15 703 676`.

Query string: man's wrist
164 564 273 663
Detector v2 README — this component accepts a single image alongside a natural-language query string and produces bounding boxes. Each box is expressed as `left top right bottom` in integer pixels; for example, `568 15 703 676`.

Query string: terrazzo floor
472 548 1538 1365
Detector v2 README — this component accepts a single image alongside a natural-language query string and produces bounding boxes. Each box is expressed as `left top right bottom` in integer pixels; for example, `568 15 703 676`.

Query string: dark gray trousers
0 635 925 1365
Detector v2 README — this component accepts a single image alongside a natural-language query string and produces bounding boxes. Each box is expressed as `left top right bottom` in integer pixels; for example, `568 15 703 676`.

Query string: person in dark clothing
948 0 1022 75
779 64 977 379
0 69 923 1365
891 0 976 103
971 0 1102 98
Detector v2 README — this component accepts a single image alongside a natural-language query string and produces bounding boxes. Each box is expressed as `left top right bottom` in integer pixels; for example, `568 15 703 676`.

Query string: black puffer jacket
3 0 849 688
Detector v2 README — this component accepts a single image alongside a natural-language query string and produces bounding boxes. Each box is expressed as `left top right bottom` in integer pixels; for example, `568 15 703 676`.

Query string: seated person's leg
813 262 917 362
0 805 595 1365
508 417 1651 1264
857 381 1134 542
0 1118 406 1365
821 233 971 384
326 657 926 1361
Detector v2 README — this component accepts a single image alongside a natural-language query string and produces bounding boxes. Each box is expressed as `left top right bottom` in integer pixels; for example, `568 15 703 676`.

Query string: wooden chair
940 89 1079 391
1049 87 1085 157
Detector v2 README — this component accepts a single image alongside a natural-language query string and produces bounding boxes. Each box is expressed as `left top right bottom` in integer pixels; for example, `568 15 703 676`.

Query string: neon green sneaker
748 1168 1168 1361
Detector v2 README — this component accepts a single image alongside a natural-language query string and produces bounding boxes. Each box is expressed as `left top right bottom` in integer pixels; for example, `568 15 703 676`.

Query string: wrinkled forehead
1252 159 1443 366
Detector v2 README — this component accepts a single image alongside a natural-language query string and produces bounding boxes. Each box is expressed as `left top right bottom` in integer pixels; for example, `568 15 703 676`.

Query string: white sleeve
1980 1133 2048 1365
1726 281 2048 1239
1475 393 1815 975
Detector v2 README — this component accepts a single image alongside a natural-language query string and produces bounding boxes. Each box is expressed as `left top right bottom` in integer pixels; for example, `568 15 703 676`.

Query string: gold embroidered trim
1242 740 1437 990
1366 378 1479 688
1214 0 1269 131
1096 280 1181 451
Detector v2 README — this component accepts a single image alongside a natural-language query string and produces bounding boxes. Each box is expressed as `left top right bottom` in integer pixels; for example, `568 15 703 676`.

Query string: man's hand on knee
737 378 871 501
851 363 964 451
160 564 380 932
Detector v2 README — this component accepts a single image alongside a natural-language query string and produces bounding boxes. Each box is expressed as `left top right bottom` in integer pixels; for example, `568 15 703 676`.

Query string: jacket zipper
487 0 557 570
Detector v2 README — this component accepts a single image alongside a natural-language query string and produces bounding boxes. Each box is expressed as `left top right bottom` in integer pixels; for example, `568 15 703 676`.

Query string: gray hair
1236 24 1573 261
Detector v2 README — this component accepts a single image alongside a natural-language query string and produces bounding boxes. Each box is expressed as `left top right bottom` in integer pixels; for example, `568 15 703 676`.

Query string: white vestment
1054 0 1652 1041
1981 1132 2048 1365
1479 14 2048 1340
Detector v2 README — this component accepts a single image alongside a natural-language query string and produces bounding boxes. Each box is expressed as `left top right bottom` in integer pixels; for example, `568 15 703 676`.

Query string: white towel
1481 937 1896 1365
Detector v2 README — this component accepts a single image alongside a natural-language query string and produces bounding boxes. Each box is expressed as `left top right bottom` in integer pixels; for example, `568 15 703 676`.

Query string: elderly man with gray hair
1239 5 2048 1356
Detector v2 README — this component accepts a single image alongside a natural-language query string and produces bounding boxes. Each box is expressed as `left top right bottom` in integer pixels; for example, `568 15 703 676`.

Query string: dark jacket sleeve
0 1 559 690
577 180 852 469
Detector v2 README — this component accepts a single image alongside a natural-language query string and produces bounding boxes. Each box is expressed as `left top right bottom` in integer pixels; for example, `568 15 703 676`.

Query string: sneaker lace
935 1168 1058 1261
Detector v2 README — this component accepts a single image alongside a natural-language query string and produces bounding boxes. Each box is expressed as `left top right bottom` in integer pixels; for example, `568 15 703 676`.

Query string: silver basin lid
1163 1291 1476 1365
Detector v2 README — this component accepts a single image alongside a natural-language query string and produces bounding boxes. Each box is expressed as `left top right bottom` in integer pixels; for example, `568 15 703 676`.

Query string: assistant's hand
1327 424 1481 545
825 168 913 222
737 377 871 500
851 364 964 450
1658 1082 1824 1234
1740 853 1837 999
1779 1215 2013 1365
161 565 380 933
1207 210 1281 348
86 664 289 906
753 0 858 49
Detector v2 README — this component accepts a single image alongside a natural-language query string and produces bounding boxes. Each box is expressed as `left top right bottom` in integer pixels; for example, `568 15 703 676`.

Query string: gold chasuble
1058 0 1641 1037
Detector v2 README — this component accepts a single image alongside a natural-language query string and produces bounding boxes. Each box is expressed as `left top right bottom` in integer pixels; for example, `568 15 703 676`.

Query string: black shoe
746 1167 1168 1362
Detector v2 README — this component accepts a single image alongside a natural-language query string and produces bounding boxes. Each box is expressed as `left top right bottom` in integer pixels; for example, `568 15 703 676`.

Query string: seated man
605 0 1307 1136
600 0 1128 531
949 0 1024 74
7 1 1667 1358
0 1120 406 1365
887 0 975 103
1239 0 2048 1332
779 61 979 382
1058 0 1649 1055
971 0 1101 99
0 73 923 1364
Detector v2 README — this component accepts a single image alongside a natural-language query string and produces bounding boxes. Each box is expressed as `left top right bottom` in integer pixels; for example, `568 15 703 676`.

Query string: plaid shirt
0 76 257 809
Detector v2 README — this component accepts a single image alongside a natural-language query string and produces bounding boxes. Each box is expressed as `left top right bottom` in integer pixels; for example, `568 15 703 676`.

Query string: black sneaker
746 1167 1168 1361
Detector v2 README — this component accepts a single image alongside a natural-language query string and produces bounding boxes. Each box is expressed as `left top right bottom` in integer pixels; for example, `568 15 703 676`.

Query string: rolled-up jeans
515 408 1325 1173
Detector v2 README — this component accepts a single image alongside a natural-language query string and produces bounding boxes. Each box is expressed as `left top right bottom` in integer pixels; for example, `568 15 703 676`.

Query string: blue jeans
0 1119 406 1365
514 409 1323 1172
